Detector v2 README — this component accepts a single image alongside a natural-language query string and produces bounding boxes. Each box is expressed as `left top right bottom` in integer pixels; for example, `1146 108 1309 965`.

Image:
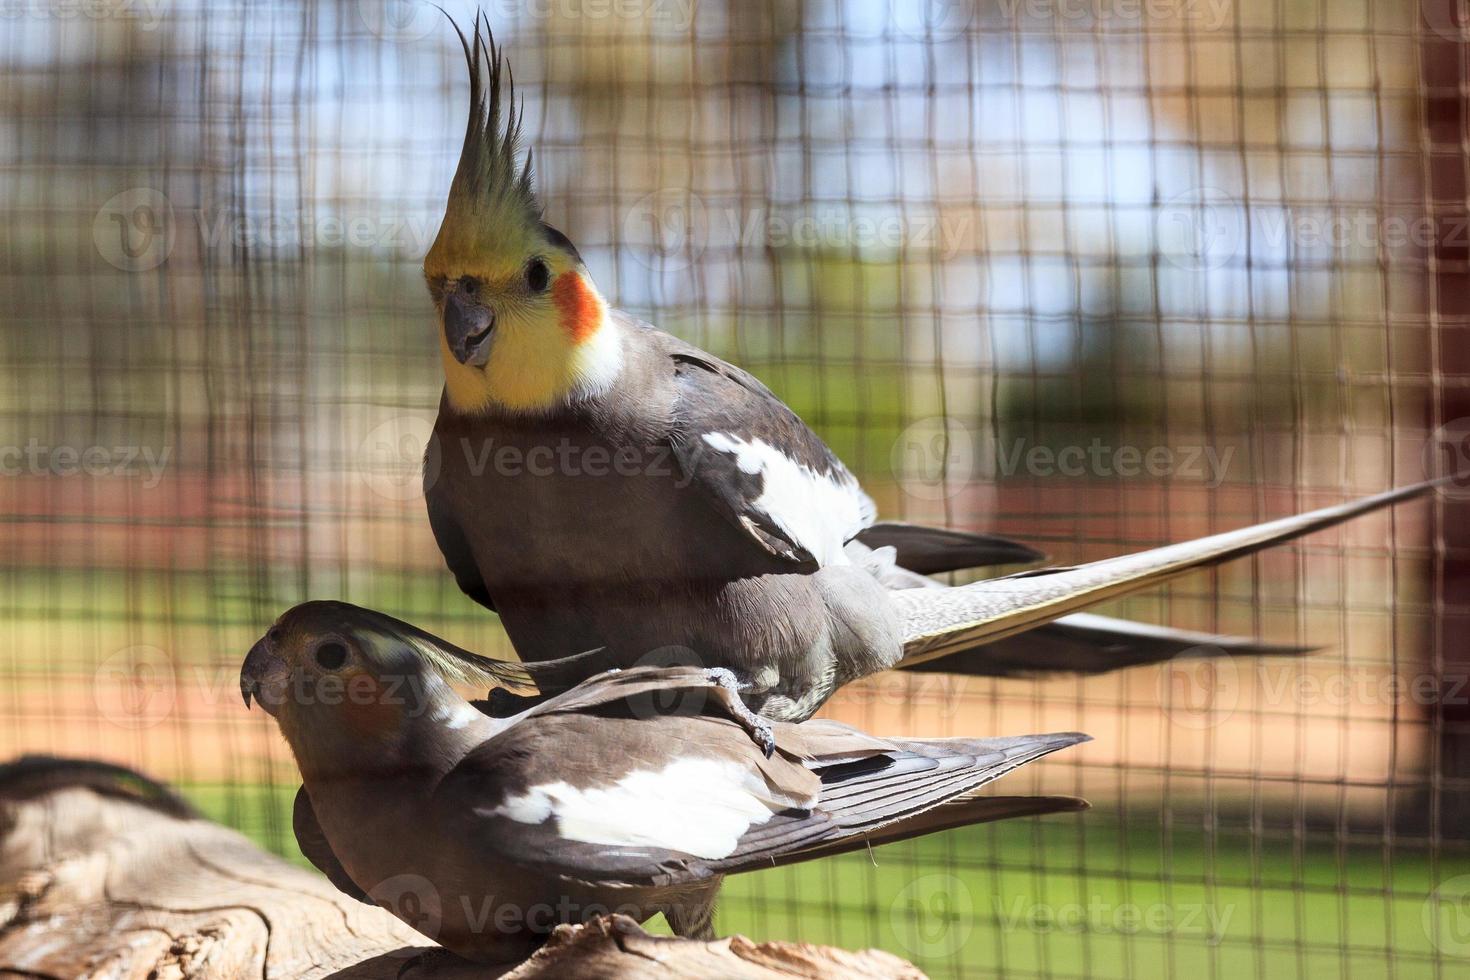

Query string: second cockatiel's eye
313 641 348 670
526 258 550 293
460 277 480 297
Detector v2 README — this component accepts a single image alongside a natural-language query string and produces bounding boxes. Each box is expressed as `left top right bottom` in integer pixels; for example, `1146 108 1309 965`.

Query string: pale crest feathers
428 14 543 267
340 603 536 691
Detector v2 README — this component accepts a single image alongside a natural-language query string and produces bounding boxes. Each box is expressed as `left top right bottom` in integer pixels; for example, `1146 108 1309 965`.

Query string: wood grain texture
0 757 924 979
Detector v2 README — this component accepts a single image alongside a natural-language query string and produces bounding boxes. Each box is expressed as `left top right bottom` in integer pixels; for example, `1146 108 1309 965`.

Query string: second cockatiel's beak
443 286 495 366
240 634 290 716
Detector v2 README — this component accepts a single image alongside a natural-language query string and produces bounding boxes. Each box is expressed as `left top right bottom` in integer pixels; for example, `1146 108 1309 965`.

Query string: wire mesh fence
2 0 1468 976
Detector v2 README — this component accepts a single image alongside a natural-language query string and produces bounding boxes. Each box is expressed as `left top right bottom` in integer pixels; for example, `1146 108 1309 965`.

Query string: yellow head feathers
424 16 622 416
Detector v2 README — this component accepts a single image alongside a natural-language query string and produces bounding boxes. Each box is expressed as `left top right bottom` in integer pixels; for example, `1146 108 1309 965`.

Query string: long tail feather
896 479 1438 667
900 611 1314 676
853 537 1307 674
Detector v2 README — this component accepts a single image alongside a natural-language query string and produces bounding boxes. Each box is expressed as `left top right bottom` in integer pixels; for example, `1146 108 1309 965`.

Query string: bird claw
703 667 777 758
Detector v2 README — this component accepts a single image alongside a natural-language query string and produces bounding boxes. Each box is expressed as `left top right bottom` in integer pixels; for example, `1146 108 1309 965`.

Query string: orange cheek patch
338 672 401 738
553 271 601 344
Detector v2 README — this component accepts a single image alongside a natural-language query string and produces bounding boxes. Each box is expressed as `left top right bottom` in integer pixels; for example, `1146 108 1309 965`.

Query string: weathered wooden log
0 757 925 978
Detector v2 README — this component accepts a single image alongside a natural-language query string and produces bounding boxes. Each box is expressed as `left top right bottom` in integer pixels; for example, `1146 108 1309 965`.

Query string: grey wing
425 482 495 612
854 522 1045 572
435 683 1085 890
704 731 1089 877
666 345 875 568
431 716 820 888
293 786 369 903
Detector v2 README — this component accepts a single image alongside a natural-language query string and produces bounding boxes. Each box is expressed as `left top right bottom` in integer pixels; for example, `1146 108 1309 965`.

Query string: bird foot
702 667 777 758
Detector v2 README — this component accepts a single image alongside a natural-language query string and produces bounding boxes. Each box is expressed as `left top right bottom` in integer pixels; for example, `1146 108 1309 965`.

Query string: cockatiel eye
460 277 481 296
525 257 550 293
313 640 348 671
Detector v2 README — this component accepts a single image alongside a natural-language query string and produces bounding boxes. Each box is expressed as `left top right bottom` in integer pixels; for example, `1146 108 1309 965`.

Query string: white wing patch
492 756 801 859
700 432 875 566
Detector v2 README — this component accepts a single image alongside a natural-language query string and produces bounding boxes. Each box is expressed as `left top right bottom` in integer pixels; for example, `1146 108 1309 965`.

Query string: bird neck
287 680 503 787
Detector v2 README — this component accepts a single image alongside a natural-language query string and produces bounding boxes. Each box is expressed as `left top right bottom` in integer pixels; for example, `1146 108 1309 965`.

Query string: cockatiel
421 17 1432 721
240 601 1088 961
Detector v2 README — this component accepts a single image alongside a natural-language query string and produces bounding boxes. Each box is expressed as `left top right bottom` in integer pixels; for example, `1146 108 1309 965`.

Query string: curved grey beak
240 636 290 717
444 291 495 366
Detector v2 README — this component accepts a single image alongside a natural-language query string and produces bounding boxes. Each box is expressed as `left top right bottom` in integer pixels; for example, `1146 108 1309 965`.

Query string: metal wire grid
1 1 1466 977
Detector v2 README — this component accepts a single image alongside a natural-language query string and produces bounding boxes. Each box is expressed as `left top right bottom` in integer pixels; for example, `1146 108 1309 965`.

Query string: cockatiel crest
425 14 618 415
428 16 540 269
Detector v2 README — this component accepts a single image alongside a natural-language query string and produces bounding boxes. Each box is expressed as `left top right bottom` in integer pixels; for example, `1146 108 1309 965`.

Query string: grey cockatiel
420 17 1424 721
240 601 1088 961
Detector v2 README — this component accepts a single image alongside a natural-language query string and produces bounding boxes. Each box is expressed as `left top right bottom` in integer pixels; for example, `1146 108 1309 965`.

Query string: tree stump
0 757 925 978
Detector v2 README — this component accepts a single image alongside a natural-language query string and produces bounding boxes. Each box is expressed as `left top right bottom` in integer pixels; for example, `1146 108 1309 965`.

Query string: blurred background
2 0 1469 976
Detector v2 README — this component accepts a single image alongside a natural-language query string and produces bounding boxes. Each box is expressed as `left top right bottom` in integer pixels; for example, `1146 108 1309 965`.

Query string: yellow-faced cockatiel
240 601 1088 957
421 17 1435 721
